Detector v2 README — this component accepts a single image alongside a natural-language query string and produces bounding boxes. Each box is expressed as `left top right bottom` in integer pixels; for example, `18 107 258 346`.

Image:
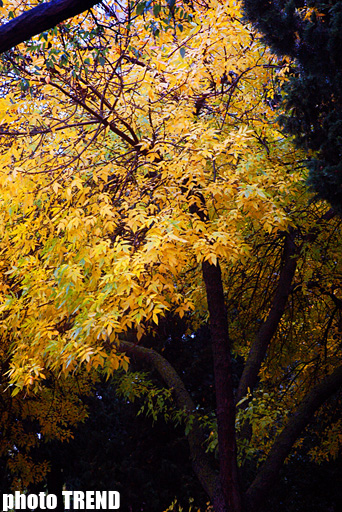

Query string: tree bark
0 0 101 54
202 260 242 512
245 364 342 512
236 229 298 403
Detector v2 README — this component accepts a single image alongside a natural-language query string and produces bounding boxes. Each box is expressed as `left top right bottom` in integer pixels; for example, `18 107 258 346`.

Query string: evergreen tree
242 0 342 212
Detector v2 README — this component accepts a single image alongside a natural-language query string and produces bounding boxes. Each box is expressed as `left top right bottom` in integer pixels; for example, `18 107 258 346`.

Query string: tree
0 1 341 511
242 0 342 213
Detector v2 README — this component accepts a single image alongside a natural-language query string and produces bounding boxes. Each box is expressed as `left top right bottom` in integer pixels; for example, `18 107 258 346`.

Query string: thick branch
117 340 220 505
0 0 101 54
245 364 342 512
236 229 298 403
237 209 336 403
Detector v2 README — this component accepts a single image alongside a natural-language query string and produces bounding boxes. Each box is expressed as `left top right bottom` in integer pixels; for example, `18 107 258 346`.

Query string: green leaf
136 2 146 15
179 47 186 59
153 4 161 16
20 79 29 92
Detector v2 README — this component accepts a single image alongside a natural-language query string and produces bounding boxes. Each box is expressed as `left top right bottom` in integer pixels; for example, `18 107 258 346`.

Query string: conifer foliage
242 0 342 212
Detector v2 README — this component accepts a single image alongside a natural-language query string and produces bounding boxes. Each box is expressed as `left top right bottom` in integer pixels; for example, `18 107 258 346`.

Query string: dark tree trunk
202 260 241 512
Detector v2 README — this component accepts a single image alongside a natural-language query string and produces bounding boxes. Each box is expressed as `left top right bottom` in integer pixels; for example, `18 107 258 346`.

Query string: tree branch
236 229 299 403
0 0 101 54
0 120 100 137
117 340 221 506
245 364 342 512
236 209 336 403
49 79 139 148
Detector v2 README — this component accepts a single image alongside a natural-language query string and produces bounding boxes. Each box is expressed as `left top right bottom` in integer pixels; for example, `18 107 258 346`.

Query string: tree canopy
0 1 341 511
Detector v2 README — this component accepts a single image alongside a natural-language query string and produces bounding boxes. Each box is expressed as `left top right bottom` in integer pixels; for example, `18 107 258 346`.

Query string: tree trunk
202 260 242 512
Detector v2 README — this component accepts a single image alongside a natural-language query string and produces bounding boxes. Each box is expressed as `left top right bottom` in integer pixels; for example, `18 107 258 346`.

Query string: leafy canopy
0 0 301 390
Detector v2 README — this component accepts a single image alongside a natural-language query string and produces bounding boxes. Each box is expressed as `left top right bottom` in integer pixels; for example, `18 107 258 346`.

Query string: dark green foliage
22 378 208 512
242 1 342 212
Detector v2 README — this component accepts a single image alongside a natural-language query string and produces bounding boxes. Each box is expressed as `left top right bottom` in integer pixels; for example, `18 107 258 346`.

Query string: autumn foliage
0 1 341 511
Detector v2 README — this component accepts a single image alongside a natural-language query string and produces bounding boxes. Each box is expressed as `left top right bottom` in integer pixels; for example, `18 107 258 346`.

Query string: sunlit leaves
0 0 305 391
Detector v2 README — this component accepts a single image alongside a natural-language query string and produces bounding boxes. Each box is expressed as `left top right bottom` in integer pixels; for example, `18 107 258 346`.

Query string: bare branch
237 208 337 403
